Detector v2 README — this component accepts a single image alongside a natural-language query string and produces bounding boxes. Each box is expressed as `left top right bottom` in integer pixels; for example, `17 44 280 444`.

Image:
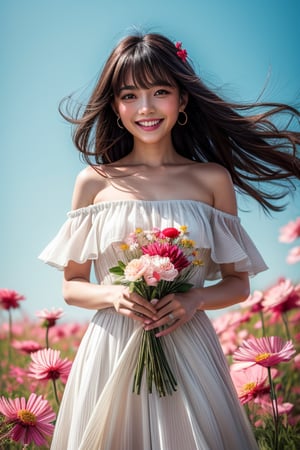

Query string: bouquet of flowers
109 225 203 397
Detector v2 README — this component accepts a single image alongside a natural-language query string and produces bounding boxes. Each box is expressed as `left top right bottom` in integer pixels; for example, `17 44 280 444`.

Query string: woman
39 32 300 449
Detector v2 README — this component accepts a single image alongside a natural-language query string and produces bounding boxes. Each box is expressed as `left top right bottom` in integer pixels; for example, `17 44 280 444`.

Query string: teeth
138 120 160 127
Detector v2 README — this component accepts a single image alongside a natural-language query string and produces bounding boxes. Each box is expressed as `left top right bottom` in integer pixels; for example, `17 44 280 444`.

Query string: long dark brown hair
59 32 300 212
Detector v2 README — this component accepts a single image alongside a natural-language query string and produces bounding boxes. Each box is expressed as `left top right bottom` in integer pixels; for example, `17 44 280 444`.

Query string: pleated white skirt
50 309 258 450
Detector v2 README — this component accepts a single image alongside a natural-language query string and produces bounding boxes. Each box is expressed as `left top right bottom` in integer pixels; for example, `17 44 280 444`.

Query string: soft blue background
1 0 299 322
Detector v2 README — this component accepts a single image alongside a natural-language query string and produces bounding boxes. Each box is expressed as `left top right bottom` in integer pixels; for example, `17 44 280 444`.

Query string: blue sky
1 0 299 322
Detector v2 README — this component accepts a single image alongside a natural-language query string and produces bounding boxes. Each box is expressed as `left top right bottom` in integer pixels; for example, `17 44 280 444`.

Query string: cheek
118 104 131 118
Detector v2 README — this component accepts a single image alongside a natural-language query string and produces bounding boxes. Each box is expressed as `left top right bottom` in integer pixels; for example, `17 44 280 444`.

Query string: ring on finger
168 313 176 322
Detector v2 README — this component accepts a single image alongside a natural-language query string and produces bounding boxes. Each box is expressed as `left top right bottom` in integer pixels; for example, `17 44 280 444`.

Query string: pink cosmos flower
36 307 64 327
142 242 189 271
9 366 28 384
230 365 277 404
242 290 264 313
232 336 296 370
262 278 300 315
0 393 55 446
28 348 72 384
286 246 300 264
12 340 43 354
254 394 294 415
0 289 25 310
278 217 300 243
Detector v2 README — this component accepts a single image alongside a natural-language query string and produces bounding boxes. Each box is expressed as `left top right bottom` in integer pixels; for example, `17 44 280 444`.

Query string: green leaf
175 283 194 293
117 260 126 269
109 266 125 276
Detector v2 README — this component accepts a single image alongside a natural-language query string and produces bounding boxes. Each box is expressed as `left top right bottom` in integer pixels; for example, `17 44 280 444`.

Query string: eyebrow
118 81 174 93
119 85 137 92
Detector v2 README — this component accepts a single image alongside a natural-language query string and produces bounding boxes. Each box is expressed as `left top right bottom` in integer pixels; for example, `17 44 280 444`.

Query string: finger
121 297 158 321
143 311 178 331
155 318 185 337
118 307 148 323
155 293 174 309
124 291 157 314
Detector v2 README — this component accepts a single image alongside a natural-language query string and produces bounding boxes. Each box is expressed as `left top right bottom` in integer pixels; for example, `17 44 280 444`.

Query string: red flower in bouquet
0 289 25 310
110 225 203 396
161 227 181 238
0 393 55 446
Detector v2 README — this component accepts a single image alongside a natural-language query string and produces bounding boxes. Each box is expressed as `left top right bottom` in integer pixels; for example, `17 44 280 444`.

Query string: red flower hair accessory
175 41 188 63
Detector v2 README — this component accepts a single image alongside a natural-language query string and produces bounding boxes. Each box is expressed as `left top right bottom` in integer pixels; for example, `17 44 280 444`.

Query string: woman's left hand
143 289 203 337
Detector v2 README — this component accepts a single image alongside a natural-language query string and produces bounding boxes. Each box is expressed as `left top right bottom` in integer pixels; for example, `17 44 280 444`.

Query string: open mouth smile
136 119 163 130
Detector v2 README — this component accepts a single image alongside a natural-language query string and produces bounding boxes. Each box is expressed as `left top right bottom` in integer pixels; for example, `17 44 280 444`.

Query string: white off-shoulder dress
39 199 267 450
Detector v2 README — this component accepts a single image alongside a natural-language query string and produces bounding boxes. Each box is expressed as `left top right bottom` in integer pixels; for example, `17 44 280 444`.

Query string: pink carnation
144 255 178 286
124 255 151 281
142 242 189 271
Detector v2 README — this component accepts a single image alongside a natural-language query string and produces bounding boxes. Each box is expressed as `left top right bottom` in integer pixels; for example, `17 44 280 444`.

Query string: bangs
112 47 177 94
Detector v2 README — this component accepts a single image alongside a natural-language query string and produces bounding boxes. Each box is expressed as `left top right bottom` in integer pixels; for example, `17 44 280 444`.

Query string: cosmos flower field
0 218 299 449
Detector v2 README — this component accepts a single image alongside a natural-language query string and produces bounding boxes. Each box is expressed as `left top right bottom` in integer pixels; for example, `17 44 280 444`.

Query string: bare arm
62 168 158 322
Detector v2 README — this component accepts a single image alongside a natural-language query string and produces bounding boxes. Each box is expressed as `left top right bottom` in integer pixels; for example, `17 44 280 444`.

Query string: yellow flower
192 259 204 266
135 228 143 234
120 243 129 251
181 238 196 248
179 225 188 233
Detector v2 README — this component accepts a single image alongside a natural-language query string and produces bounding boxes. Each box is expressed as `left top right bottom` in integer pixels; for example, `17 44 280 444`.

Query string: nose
138 94 155 115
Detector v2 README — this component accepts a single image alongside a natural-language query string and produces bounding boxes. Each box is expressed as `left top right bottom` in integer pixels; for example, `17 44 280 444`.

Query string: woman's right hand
112 286 158 323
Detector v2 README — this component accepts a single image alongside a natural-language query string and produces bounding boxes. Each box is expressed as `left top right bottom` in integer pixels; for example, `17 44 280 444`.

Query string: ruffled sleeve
38 200 268 280
38 208 99 270
202 207 268 280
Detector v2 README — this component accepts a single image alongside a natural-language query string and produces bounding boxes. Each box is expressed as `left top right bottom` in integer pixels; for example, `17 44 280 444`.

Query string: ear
179 91 188 111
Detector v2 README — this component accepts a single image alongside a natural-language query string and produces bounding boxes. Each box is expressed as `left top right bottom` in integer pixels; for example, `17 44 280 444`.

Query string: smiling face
113 79 187 149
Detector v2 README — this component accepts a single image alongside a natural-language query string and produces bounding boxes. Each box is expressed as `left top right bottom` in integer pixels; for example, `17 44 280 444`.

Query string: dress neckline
67 198 239 220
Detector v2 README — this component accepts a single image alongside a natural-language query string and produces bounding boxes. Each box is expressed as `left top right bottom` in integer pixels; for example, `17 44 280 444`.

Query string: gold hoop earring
117 116 124 129
177 111 188 126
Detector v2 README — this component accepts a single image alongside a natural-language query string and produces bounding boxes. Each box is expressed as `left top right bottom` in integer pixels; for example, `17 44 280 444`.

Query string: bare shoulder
71 165 107 210
192 163 237 215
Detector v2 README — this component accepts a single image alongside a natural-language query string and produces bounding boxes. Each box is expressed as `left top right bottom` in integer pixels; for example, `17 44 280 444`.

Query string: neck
127 143 181 167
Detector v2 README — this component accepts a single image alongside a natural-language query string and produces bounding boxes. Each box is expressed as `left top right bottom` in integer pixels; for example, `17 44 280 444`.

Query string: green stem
281 312 291 340
52 378 60 406
259 309 266 337
45 326 50 349
8 309 12 363
267 366 279 450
